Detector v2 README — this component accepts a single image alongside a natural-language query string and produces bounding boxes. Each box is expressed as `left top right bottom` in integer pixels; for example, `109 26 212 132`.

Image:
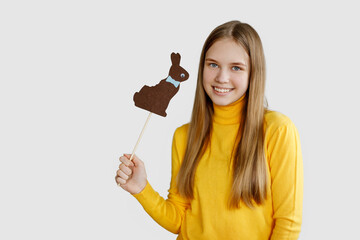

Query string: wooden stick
130 112 152 161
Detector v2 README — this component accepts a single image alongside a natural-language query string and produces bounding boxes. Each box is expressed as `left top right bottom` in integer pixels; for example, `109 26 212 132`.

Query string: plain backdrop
1 0 359 239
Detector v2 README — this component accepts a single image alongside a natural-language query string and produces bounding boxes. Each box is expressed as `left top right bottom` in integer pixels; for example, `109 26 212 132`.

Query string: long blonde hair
177 20 267 208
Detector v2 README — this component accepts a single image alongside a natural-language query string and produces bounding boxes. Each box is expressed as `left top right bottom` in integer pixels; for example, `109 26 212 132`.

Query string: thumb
124 154 143 166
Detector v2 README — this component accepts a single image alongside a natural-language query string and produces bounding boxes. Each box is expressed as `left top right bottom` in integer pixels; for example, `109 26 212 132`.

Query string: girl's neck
212 94 246 125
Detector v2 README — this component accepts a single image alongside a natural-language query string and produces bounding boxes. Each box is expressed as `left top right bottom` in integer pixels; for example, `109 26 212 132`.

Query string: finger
117 169 129 180
128 154 143 167
120 155 134 167
116 176 126 185
119 163 135 175
119 163 132 175
124 153 134 161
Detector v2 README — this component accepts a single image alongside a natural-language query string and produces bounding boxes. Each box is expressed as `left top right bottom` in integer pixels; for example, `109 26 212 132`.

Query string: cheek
233 74 250 89
203 68 214 85
202 70 213 95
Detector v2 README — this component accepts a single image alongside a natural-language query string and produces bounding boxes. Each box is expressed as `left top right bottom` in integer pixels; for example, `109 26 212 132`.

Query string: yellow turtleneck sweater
133 95 303 240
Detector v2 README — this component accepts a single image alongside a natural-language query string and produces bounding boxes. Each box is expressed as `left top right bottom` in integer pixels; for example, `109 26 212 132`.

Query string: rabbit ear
171 52 181 65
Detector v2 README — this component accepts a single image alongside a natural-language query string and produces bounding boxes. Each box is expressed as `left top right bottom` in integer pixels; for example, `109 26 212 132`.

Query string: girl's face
203 38 250 106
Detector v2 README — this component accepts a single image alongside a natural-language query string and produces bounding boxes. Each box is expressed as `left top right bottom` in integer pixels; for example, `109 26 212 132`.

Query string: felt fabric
165 76 180 88
133 53 189 117
133 95 303 239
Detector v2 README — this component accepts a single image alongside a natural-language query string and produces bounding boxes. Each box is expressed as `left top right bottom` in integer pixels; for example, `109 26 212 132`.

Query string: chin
211 98 234 106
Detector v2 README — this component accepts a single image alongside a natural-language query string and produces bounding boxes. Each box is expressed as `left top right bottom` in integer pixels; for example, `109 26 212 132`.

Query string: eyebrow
205 58 247 68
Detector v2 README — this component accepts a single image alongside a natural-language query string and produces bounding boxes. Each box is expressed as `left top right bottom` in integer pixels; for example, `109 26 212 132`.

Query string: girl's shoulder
173 123 190 141
264 110 297 135
171 124 190 155
263 110 301 163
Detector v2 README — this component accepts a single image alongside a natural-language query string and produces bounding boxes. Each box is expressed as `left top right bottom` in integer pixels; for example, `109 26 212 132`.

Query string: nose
215 69 229 83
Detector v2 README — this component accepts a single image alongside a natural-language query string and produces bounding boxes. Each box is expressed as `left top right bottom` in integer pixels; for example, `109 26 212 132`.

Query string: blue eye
232 66 241 71
180 73 185 78
209 63 218 68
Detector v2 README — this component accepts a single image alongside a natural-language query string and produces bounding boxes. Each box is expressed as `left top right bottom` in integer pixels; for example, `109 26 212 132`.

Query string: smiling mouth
213 86 232 93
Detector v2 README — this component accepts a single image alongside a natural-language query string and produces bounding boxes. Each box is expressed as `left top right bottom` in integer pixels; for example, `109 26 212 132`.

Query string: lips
213 86 232 93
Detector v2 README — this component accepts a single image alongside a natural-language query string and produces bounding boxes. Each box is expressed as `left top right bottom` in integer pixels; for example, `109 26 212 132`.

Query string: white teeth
214 87 230 93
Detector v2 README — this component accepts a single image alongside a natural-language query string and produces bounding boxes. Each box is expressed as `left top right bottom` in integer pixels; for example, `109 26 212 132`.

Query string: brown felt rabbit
133 52 189 117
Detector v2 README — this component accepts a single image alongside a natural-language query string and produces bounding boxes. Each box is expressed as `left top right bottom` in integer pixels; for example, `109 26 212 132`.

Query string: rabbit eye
180 73 185 78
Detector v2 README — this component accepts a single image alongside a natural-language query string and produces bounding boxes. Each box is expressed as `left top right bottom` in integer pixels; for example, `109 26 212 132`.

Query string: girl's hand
115 154 147 195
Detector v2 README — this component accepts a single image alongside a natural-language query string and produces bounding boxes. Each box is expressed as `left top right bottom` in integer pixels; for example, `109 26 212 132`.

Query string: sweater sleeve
132 126 190 234
266 120 303 240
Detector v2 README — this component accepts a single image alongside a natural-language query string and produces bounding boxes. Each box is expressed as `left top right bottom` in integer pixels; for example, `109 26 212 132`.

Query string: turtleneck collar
212 94 246 125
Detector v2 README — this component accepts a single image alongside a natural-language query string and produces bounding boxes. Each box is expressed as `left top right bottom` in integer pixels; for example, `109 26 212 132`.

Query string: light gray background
1 0 359 239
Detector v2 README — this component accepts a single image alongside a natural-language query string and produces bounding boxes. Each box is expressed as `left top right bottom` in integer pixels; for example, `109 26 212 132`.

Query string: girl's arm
129 127 190 234
266 119 303 240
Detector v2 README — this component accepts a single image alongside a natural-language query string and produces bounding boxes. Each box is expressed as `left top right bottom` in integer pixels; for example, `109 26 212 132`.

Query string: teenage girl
116 20 303 240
